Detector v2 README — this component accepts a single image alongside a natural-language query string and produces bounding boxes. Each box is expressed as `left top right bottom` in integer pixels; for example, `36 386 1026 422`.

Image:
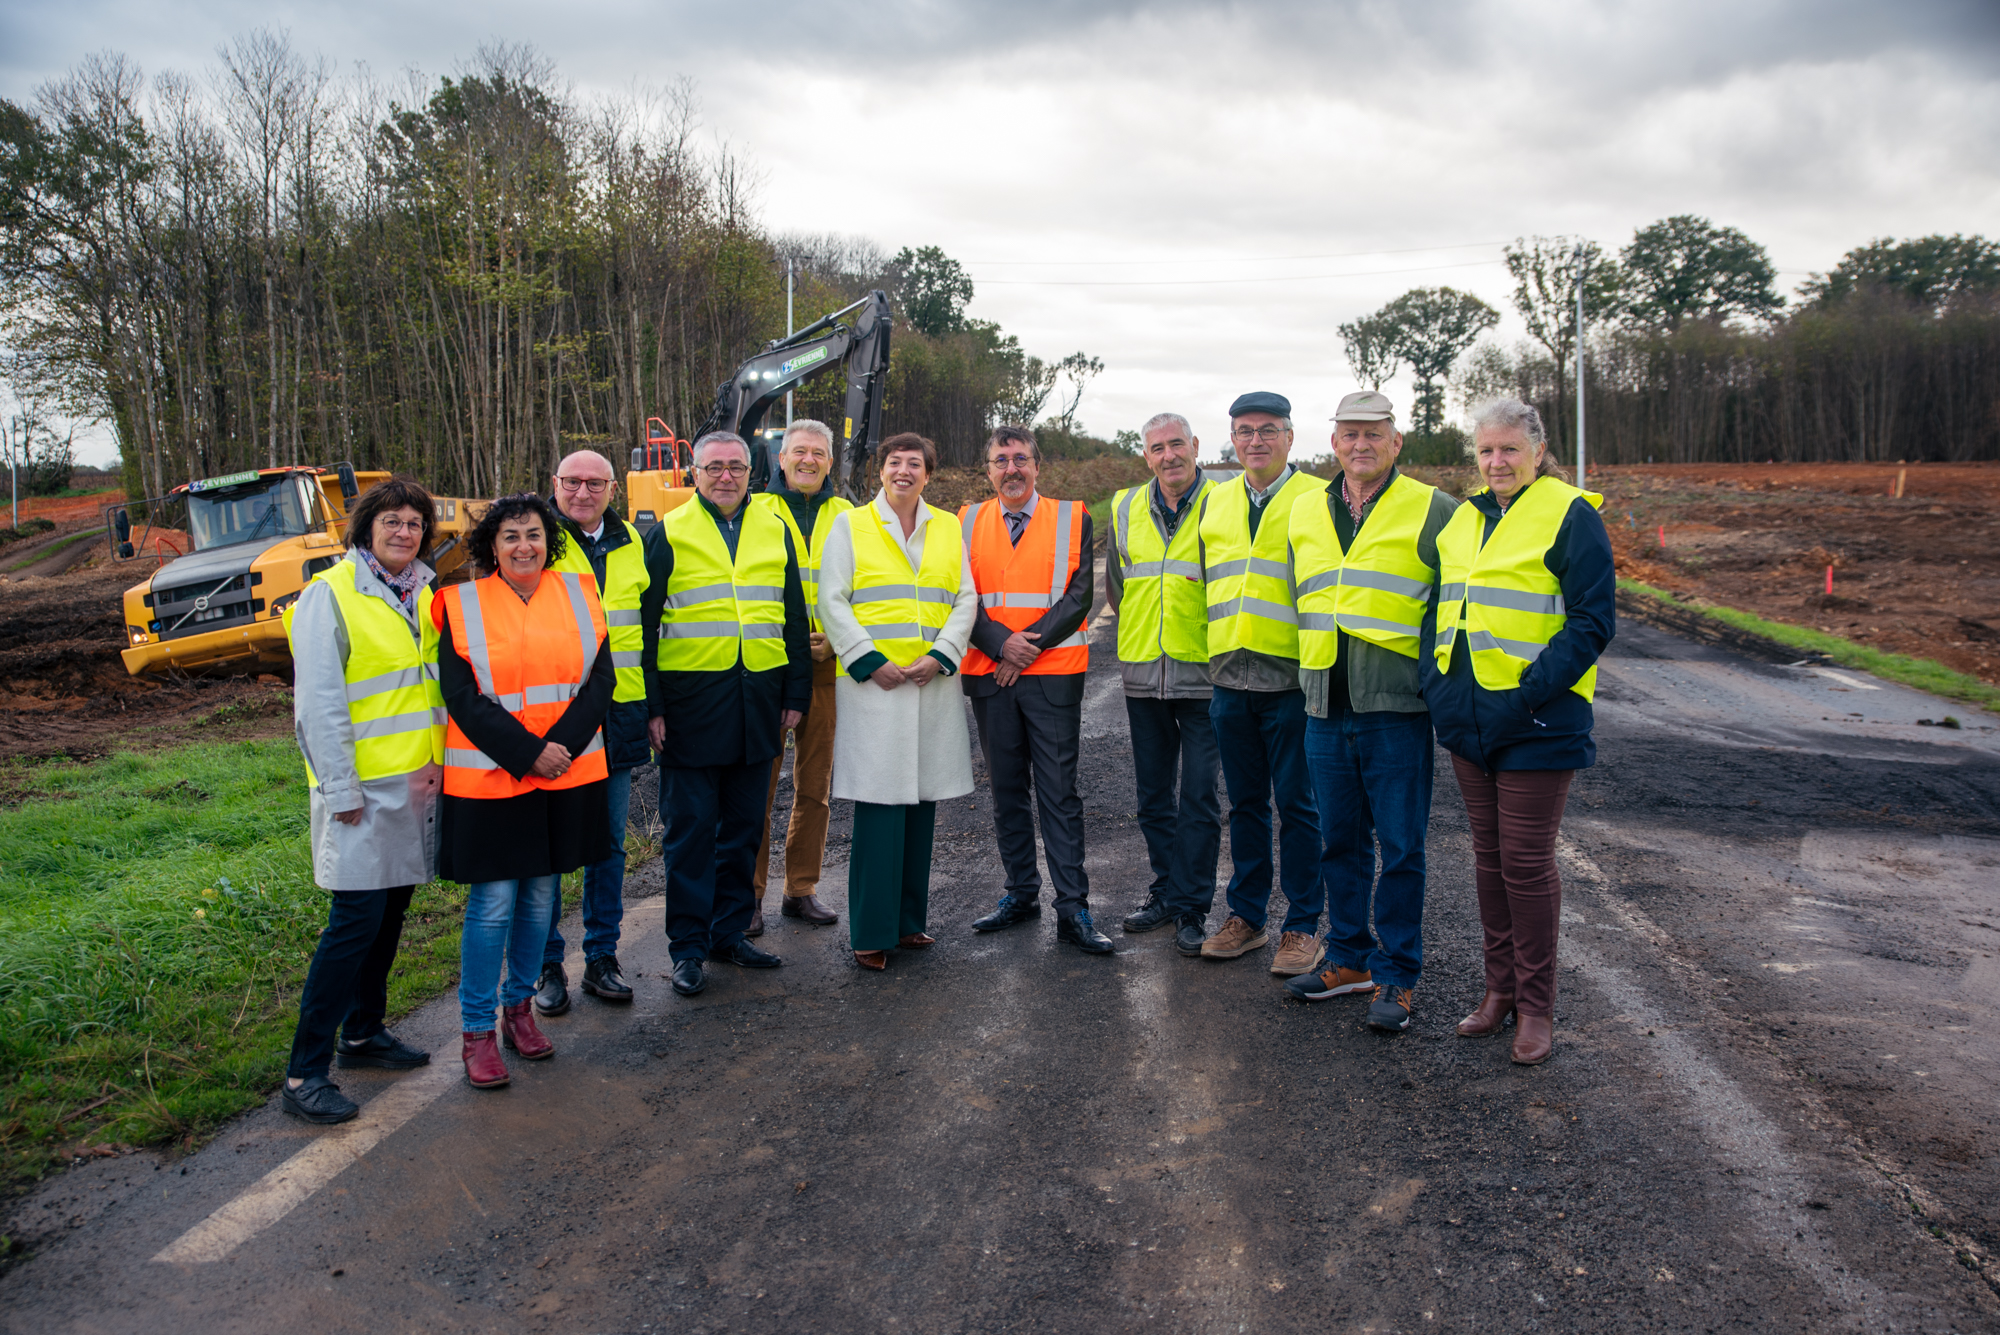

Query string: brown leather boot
782 893 839 926
462 1030 510 1088
1512 1013 1554 1065
501 1001 555 1060
747 902 766 938
1456 992 1517 1037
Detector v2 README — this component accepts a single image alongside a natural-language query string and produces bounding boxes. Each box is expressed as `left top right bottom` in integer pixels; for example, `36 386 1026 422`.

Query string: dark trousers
1305 708 1435 988
970 677 1090 915
662 762 766 963
1125 695 1222 922
848 800 936 952
286 886 414 1080
1450 757 1574 1018
1209 685 1320 934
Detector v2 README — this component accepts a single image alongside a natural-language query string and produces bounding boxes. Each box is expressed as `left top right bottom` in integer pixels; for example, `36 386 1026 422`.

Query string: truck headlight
128 625 149 644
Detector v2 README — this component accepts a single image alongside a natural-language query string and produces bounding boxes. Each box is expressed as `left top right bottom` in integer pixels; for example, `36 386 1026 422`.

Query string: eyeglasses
376 518 425 535
988 453 1035 470
1230 424 1288 444
557 476 611 493
698 462 750 479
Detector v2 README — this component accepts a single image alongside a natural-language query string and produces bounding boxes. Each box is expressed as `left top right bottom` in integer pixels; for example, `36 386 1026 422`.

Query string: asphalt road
5 580 1999 1334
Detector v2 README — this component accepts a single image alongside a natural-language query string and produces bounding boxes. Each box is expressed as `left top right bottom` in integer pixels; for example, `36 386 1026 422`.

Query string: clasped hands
992 629 1041 688
871 655 944 692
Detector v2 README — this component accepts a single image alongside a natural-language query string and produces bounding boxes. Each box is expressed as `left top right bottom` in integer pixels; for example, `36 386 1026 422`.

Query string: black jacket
640 495 813 770
1420 482 1616 771
961 509 1094 708
555 512 663 770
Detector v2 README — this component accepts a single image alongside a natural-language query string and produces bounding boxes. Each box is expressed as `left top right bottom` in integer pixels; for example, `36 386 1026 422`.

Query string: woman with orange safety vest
433 493 616 1089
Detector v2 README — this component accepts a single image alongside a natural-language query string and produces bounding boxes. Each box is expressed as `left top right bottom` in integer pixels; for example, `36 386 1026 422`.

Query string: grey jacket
291 549 443 891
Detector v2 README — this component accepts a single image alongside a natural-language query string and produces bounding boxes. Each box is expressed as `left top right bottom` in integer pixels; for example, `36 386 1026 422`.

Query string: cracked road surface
4 590 1998 1333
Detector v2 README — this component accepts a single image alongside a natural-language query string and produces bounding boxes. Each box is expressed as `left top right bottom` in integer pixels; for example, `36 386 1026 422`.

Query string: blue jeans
1209 686 1321 934
460 876 561 1032
1305 708 1435 987
1125 695 1222 922
544 765 632 965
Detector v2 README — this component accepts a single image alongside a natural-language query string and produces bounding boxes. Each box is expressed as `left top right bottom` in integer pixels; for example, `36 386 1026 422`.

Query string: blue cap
1228 391 1291 419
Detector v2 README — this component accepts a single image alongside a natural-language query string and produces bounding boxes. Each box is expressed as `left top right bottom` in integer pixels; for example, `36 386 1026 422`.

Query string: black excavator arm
688 289 892 500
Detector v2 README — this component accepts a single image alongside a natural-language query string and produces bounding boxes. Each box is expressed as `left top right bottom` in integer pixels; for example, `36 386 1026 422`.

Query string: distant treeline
0 39 1106 502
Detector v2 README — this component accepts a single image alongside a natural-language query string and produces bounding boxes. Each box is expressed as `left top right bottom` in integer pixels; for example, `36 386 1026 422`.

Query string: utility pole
1573 242 1588 491
785 259 795 428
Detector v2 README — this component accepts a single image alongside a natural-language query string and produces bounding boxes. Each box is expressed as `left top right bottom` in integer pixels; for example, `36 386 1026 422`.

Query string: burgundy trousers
1449 757 1574 1018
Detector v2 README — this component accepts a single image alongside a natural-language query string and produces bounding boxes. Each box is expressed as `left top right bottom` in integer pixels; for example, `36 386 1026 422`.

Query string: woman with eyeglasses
280 477 447 1124
433 492 617 1088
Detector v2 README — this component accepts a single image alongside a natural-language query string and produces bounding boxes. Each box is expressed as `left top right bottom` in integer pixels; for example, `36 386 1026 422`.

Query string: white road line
1807 667 1881 691
152 1063 455 1264
1558 838 1885 1322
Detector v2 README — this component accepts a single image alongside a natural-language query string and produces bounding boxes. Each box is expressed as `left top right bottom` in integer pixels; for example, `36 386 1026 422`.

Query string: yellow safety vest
285 558 444 784
1290 473 1439 667
1199 469 1328 660
656 500 791 674
549 517 648 704
758 491 854 632
1112 477 1211 664
846 502 961 667
1434 477 1603 701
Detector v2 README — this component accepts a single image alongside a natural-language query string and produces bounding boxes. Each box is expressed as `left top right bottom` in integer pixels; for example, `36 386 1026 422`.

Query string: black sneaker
1173 916 1207 957
1121 894 1174 934
282 1075 359 1125
581 954 633 1002
1367 985 1416 1032
532 962 570 1017
335 1029 430 1070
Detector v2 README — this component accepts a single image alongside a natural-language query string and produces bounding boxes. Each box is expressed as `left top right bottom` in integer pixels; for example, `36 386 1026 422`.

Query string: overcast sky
6 0 1999 466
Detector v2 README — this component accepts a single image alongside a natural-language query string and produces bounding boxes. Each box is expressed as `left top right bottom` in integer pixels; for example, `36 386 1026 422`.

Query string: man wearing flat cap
1193 391 1329 975
1282 391 1460 1032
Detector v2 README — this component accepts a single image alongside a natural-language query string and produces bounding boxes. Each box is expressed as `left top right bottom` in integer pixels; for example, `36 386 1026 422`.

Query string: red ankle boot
461 1030 510 1088
501 1001 555 1060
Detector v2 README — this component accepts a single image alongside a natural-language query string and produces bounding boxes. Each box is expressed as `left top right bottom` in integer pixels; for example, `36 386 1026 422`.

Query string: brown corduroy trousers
754 657 838 898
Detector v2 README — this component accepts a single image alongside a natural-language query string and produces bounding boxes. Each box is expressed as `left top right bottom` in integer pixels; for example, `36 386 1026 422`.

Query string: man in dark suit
643 432 814 997
958 426 1113 954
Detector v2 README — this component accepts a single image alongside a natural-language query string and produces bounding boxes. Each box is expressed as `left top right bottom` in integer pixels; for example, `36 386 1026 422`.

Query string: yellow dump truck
112 464 480 677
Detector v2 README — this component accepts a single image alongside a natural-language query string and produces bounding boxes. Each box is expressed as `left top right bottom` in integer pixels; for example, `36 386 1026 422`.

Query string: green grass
0 527 98 573
1618 578 2000 715
0 739 469 1185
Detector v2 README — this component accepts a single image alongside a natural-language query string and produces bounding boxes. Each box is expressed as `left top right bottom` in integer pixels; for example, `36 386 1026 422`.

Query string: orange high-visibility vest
957 496 1089 677
433 571 611 799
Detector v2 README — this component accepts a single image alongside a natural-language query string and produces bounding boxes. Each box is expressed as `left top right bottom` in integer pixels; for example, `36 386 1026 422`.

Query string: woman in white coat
818 432 979 970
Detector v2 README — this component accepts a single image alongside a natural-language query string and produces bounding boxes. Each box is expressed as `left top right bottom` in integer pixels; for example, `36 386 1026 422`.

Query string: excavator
625 289 891 532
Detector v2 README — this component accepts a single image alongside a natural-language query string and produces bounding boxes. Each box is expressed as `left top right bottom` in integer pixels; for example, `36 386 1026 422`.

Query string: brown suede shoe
853 950 888 971
1457 992 1517 1037
1511 1013 1554 1065
898 933 936 949
462 1031 509 1088
1199 915 1269 960
1269 932 1326 976
782 893 839 926
500 1001 554 1060
747 902 766 938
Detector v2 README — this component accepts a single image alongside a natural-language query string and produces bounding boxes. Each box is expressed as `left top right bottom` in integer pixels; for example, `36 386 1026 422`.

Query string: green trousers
848 800 935 952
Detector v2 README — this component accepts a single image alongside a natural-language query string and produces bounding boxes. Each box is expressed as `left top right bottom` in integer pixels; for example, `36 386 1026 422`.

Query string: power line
976 258 1507 288
964 240 1506 267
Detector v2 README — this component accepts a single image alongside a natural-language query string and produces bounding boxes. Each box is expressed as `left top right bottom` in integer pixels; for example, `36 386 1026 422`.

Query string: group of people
274 388 1614 1125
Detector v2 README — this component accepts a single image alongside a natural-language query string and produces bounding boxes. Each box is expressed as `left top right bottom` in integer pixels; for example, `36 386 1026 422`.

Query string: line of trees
1347 217 2000 464
0 39 1103 503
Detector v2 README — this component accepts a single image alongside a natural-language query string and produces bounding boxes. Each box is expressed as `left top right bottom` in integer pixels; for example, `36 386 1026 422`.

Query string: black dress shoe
581 954 633 1002
282 1075 359 1124
336 1029 431 1070
1174 917 1207 957
671 958 707 996
1121 894 1174 933
532 961 570 1017
1057 910 1115 954
781 893 839 925
972 895 1042 932
746 903 766 938
719 938 783 969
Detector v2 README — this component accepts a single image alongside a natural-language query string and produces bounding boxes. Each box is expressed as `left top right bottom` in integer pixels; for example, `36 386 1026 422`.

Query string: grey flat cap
1228 391 1292 419
1332 390 1396 422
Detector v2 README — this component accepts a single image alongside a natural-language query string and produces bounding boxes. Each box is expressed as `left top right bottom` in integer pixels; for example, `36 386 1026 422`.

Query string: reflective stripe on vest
1433 477 1603 702
549 516 649 704
1288 473 1439 667
656 500 791 673
758 491 853 633
436 571 611 799
1198 470 1328 661
1112 477 1211 665
957 496 1088 676
284 556 444 786
847 502 962 666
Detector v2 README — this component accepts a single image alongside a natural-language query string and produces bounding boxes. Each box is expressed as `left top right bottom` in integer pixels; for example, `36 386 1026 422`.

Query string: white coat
818 491 979 806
